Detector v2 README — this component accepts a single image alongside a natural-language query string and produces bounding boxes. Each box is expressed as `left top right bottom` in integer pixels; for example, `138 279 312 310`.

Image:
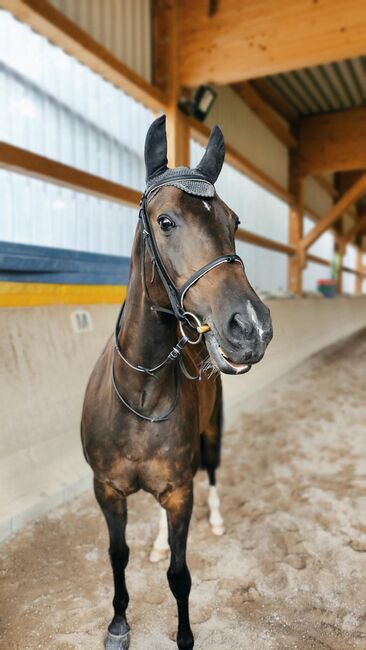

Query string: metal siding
0 10 152 256
267 57 366 117
190 140 288 294
49 0 152 82
0 169 139 257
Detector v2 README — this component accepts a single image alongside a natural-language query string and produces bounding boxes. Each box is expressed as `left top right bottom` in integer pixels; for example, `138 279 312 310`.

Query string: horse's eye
234 217 241 231
158 215 175 232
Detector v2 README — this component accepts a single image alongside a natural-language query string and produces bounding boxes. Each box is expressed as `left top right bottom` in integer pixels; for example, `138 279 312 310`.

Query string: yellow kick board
0 282 126 307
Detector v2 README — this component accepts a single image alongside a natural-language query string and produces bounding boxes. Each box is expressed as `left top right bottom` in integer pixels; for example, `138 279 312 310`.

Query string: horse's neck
116 229 177 391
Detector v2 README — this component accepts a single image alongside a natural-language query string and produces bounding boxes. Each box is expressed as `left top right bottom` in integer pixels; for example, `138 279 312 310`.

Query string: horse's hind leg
200 394 225 536
94 479 130 650
164 485 194 650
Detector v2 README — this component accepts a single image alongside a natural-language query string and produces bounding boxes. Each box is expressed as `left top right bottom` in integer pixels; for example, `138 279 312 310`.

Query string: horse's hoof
211 523 225 536
149 546 169 563
105 631 130 650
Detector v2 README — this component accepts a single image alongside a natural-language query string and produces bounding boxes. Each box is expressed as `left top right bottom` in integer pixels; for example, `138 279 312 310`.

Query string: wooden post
355 247 364 295
288 151 304 295
152 0 189 167
336 239 346 295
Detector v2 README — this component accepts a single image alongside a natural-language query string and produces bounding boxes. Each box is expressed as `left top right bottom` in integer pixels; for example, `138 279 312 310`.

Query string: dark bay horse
81 115 272 650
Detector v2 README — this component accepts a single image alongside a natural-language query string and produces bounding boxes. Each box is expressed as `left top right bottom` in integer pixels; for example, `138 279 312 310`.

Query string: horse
81 114 273 650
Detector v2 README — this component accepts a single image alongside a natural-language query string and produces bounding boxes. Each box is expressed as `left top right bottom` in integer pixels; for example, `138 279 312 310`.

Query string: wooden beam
179 0 366 86
343 214 366 243
313 174 338 200
299 108 366 175
0 142 141 207
252 79 298 124
307 253 331 268
300 174 366 251
0 0 167 113
236 229 295 256
188 119 293 205
232 82 296 149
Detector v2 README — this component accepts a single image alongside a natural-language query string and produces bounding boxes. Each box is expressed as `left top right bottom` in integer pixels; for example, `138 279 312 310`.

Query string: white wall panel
344 244 357 270
343 245 357 295
343 272 356 294
303 215 334 292
49 0 152 82
304 176 333 217
206 86 288 190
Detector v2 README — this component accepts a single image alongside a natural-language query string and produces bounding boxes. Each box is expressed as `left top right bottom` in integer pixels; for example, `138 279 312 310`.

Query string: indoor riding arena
1 2 366 649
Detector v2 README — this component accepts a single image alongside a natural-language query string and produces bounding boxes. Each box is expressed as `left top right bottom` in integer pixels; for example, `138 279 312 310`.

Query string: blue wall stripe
0 241 131 285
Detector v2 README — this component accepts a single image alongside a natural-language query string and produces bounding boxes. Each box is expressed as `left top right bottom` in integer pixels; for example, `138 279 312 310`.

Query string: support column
355 247 364 295
288 152 304 295
152 0 189 167
337 239 346 295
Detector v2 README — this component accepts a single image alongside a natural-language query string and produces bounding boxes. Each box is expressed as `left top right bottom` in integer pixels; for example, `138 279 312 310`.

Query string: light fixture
192 85 217 122
178 85 217 123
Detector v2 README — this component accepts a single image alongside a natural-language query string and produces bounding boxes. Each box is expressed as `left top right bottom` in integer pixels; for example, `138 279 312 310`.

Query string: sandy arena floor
1 328 366 650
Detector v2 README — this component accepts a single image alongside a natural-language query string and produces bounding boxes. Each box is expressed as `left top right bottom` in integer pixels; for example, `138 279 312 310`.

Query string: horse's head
143 115 273 375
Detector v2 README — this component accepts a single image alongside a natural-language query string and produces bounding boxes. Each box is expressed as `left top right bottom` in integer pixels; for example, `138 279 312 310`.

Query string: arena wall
1 297 365 541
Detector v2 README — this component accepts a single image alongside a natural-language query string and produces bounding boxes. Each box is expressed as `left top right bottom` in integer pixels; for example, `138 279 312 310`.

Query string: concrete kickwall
1 297 366 541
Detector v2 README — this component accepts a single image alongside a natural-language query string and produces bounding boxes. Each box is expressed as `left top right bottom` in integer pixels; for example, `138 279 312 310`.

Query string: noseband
112 179 243 422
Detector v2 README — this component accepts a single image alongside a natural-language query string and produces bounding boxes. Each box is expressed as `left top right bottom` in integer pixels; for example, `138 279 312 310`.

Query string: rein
112 181 243 422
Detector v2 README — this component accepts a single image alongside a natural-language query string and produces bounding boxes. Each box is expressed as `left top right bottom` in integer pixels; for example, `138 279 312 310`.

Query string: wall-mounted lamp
178 85 217 122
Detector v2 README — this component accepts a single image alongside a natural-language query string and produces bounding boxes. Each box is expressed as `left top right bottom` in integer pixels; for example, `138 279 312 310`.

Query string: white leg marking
149 507 170 563
208 485 225 536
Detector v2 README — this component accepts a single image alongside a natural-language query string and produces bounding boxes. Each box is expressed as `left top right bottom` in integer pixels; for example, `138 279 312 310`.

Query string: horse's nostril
230 313 254 340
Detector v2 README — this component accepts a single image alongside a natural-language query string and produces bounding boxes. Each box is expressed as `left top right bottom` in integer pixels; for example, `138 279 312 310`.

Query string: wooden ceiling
177 0 366 248
179 0 366 86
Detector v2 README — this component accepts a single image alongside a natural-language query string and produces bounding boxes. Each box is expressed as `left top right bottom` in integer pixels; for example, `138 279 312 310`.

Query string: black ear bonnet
144 114 225 199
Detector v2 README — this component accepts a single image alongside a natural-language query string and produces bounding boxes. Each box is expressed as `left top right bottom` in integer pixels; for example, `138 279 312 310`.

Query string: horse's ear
196 125 225 184
144 114 168 181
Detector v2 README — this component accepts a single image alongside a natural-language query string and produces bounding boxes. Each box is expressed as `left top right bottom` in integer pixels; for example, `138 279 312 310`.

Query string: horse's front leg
94 478 130 650
164 484 194 650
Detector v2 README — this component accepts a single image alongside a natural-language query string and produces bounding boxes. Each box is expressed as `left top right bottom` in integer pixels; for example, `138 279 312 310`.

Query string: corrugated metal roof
266 57 366 117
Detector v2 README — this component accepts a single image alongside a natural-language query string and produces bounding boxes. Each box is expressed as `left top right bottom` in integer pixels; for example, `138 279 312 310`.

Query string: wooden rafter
313 175 339 200
299 108 366 175
251 79 298 124
0 0 167 112
232 82 296 148
342 214 366 244
179 0 366 86
300 174 366 252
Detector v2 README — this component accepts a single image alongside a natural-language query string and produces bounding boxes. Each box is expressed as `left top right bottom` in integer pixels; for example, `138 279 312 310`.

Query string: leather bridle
112 179 243 422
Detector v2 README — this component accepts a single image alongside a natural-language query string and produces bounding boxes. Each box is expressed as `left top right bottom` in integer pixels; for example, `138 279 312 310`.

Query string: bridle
112 178 243 422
